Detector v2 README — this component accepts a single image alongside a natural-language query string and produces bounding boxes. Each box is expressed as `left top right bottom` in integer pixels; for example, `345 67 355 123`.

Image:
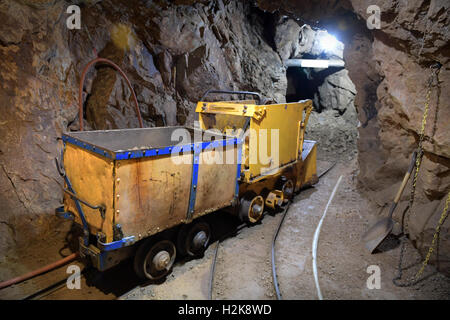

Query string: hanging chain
414 191 450 280
393 64 441 287
405 68 437 233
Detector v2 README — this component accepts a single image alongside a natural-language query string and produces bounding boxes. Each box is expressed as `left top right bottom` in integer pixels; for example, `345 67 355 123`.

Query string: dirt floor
1 153 449 300
117 159 450 300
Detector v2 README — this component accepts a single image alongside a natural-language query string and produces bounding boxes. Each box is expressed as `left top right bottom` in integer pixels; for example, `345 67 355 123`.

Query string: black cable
317 162 337 180
271 202 291 300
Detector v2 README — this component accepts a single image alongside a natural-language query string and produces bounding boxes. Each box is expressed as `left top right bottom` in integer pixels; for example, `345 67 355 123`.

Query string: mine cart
56 89 317 280
195 90 317 222
57 126 240 278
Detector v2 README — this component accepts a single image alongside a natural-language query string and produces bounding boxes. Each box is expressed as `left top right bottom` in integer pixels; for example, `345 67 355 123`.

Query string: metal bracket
113 224 124 241
201 89 264 104
97 236 136 252
56 143 90 246
55 206 74 220
235 138 243 201
187 143 201 221
55 154 106 219
61 187 106 219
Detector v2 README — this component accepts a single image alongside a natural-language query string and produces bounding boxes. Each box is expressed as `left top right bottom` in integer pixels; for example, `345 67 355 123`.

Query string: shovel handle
393 173 411 204
389 152 417 219
393 151 417 204
388 171 409 219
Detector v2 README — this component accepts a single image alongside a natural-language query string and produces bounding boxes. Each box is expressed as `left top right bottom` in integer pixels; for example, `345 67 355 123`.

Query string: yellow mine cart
196 90 317 222
57 90 317 280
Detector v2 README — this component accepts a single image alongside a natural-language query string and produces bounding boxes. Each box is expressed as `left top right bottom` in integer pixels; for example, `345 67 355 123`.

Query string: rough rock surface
274 18 301 61
0 0 286 259
258 0 450 273
274 20 358 159
315 69 356 114
351 1 450 273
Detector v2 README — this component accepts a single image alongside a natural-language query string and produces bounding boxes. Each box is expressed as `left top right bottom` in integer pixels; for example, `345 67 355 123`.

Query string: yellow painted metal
247 103 298 180
200 113 247 133
297 104 313 165
195 101 266 120
296 143 318 191
114 146 239 239
63 96 316 246
197 99 314 184
265 190 284 209
63 144 115 242
216 99 257 105
237 141 317 200
244 195 264 223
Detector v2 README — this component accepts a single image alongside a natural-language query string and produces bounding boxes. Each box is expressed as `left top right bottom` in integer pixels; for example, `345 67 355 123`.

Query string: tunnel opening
286 63 318 103
281 22 359 161
286 61 348 111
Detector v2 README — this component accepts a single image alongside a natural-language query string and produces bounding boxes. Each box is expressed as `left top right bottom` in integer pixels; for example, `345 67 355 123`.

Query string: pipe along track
22 268 89 300
209 162 336 300
0 253 79 291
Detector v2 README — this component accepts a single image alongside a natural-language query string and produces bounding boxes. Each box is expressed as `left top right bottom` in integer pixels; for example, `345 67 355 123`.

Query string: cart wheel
239 192 264 224
134 238 176 280
281 179 294 202
177 220 211 257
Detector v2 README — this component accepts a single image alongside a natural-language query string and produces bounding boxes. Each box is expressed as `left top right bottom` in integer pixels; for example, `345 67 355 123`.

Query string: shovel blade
362 217 394 253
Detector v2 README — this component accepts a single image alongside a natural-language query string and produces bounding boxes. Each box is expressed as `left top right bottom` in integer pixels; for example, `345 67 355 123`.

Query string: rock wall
352 0 450 272
0 0 286 258
258 0 450 272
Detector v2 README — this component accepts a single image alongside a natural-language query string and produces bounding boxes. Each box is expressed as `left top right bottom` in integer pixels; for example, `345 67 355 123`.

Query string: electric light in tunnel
318 33 339 53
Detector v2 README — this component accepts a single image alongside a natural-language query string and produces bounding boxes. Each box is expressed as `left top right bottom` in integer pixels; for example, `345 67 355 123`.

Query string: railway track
23 269 88 300
208 162 336 300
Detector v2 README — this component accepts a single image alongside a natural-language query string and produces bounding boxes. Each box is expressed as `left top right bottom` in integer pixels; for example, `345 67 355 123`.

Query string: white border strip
312 175 343 300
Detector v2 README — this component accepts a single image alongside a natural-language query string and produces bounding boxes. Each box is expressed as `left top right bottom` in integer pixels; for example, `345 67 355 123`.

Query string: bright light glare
300 60 329 68
319 33 339 52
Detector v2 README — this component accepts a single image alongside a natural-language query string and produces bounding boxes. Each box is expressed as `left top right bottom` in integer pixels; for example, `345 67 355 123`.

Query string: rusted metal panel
63 126 240 244
194 145 238 217
64 143 115 242
114 153 193 240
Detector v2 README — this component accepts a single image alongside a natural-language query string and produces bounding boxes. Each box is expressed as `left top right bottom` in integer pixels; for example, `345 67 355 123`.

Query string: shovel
363 151 417 253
